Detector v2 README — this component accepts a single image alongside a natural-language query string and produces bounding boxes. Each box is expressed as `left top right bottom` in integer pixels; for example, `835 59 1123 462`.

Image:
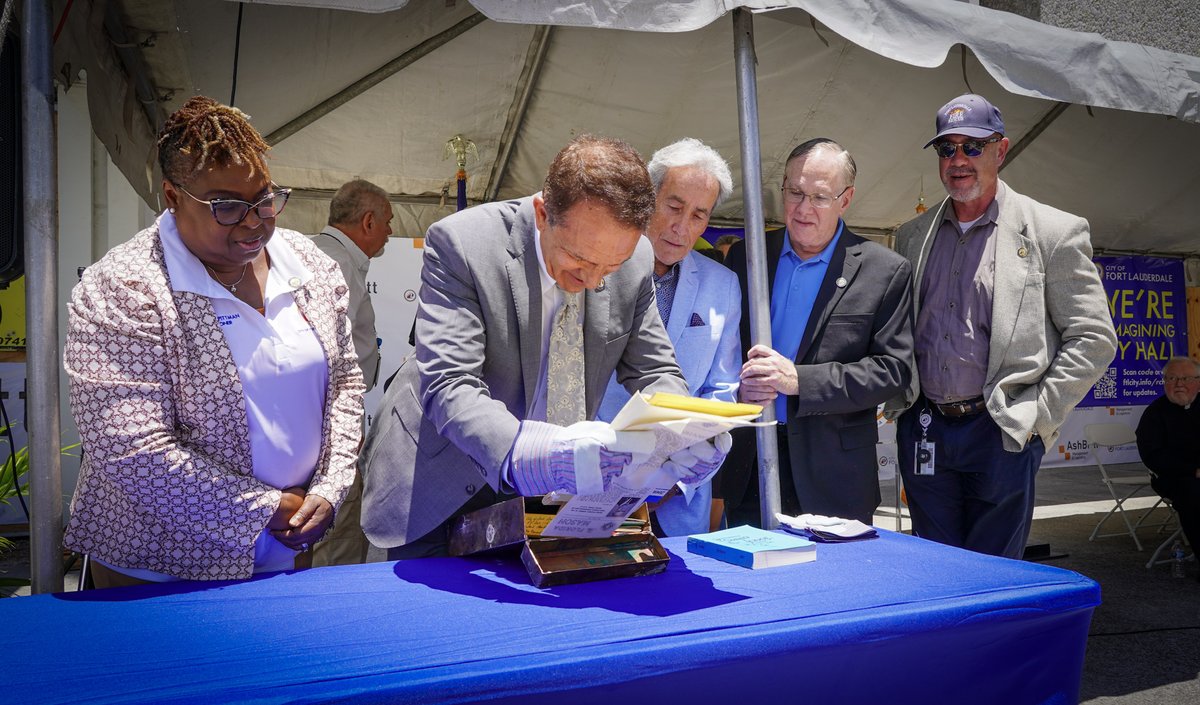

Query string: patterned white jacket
63 223 364 581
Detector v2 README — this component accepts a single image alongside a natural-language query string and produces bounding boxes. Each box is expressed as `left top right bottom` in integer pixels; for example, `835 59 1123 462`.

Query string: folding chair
1144 479 1193 568
1085 423 1157 551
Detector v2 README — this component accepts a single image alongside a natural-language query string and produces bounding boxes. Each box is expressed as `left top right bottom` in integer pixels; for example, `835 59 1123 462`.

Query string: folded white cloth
775 513 877 539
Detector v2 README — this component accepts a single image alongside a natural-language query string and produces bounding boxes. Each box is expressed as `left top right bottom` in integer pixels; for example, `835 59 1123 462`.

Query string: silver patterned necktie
546 290 586 425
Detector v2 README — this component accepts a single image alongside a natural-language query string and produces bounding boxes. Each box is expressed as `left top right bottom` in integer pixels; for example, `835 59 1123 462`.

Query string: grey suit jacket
886 180 1117 451
359 197 687 547
724 227 915 523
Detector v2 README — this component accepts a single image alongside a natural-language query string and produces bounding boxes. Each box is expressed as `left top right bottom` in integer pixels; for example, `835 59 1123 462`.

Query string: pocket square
688 312 706 327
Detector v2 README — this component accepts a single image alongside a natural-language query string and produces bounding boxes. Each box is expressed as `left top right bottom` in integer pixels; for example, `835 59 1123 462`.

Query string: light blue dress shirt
770 221 844 422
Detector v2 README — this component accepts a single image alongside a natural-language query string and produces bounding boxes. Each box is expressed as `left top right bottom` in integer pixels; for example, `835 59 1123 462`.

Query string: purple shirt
915 195 1001 403
653 262 680 327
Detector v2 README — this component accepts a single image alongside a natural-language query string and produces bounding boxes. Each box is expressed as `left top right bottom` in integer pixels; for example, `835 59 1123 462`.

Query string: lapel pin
288 276 302 288
1017 247 1028 258
835 277 848 288
595 279 606 292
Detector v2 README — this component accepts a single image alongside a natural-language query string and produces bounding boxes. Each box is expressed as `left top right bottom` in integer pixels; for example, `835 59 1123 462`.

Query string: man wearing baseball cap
885 93 1116 558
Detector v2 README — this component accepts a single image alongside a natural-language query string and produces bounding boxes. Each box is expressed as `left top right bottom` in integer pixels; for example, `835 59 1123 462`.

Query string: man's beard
946 180 983 203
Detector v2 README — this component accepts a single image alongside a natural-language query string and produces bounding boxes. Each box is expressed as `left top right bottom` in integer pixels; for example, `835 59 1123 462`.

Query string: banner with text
1081 255 1187 407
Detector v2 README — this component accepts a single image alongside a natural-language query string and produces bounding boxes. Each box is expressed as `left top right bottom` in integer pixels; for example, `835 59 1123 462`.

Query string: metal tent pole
732 8 781 530
23 0 63 593
484 25 552 203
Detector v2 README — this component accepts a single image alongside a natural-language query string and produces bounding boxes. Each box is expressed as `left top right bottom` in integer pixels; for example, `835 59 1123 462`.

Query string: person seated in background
1136 357 1200 579
359 135 730 558
63 96 363 588
597 138 741 536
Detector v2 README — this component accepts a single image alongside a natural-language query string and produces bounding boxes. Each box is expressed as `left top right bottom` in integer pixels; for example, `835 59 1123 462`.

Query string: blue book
687 525 816 569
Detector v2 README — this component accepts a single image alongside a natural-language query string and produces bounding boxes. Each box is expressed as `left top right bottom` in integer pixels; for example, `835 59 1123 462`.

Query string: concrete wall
982 0 1200 57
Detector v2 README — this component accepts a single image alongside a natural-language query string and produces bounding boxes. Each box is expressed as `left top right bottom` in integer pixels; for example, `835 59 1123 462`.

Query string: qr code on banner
1094 368 1117 399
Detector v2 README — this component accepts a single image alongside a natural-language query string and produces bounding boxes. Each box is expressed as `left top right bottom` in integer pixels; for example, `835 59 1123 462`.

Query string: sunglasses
932 137 1002 159
173 183 292 226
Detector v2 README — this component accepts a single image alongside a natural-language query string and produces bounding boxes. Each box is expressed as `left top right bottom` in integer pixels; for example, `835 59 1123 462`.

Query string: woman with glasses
63 96 364 588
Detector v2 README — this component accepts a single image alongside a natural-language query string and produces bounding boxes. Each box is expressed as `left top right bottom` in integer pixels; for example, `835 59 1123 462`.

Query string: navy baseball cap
924 93 1005 148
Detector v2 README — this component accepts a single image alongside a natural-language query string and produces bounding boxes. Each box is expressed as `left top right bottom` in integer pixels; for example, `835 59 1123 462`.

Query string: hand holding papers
663 433 733 487
775 513 879 542
541 393 767 538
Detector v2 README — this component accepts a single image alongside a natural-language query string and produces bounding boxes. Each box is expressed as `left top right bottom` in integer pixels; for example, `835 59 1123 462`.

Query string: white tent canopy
54 0 1200 254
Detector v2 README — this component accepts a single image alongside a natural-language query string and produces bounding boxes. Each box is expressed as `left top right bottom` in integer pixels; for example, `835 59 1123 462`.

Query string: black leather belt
933 396 987 418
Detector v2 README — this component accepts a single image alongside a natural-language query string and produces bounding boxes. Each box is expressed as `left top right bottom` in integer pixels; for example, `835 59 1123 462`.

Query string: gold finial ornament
444 134 478 171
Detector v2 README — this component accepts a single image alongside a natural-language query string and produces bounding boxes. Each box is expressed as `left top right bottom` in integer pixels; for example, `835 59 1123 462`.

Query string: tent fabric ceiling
471 0 1200 123
57 0 1200 254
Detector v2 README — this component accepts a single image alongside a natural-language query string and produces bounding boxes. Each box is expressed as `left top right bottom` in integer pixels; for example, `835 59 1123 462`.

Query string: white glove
508 420 655 496
661 431 732 487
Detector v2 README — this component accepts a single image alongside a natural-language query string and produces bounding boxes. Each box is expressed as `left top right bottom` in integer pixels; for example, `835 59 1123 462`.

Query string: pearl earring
169 208 176 213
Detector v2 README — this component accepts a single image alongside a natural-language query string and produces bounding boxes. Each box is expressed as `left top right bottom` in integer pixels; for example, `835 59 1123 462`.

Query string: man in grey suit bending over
889 94 1117 558
360 135 723 559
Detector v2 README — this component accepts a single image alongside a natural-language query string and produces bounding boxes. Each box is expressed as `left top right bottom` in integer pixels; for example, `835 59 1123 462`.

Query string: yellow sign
0 276 26 350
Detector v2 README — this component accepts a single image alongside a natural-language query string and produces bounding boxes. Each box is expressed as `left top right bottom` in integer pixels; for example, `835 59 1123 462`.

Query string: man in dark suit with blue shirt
719 138 915 526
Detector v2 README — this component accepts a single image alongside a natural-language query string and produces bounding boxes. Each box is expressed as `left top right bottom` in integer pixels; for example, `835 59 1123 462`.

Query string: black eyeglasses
779 185 851 209
932 138 1002 159
173 183 292 226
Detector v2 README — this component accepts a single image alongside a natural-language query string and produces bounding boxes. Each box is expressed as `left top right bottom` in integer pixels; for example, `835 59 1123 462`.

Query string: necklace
205 262 250 293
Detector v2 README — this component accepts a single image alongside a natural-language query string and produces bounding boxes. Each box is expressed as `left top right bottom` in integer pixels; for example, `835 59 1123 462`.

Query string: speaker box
0 25 23 285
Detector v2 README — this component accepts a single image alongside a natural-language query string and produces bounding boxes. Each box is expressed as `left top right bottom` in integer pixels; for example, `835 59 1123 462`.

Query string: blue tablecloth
4 530 1098 705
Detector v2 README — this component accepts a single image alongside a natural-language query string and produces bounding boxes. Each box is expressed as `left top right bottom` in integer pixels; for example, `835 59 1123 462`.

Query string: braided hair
157 96 271 185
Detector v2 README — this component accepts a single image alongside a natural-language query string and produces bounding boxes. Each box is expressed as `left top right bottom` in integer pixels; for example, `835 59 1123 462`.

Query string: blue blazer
599 250 742 535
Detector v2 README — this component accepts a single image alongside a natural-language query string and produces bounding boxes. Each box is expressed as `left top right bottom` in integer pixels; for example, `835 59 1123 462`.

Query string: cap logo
947 105 968 124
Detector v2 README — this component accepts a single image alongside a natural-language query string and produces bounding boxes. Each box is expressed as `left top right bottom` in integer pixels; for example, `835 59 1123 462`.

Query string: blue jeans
898 403 1044 559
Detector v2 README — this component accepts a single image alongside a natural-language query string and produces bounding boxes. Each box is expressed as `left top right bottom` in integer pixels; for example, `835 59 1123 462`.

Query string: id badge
914 440 936 476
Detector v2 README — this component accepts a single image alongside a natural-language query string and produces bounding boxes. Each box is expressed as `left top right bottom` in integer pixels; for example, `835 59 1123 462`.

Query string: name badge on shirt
914 440 936 476
914 408 935 476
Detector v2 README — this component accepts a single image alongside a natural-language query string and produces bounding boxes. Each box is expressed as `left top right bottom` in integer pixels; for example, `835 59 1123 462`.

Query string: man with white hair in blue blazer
598 138 741 536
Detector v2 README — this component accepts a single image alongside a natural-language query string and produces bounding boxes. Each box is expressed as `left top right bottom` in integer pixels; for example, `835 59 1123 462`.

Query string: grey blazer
359 197 687 547
723 227 915 523
886 180 1117 451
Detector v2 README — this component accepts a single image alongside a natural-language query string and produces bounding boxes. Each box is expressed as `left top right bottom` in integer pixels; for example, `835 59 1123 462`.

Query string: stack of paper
775 513 878 543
